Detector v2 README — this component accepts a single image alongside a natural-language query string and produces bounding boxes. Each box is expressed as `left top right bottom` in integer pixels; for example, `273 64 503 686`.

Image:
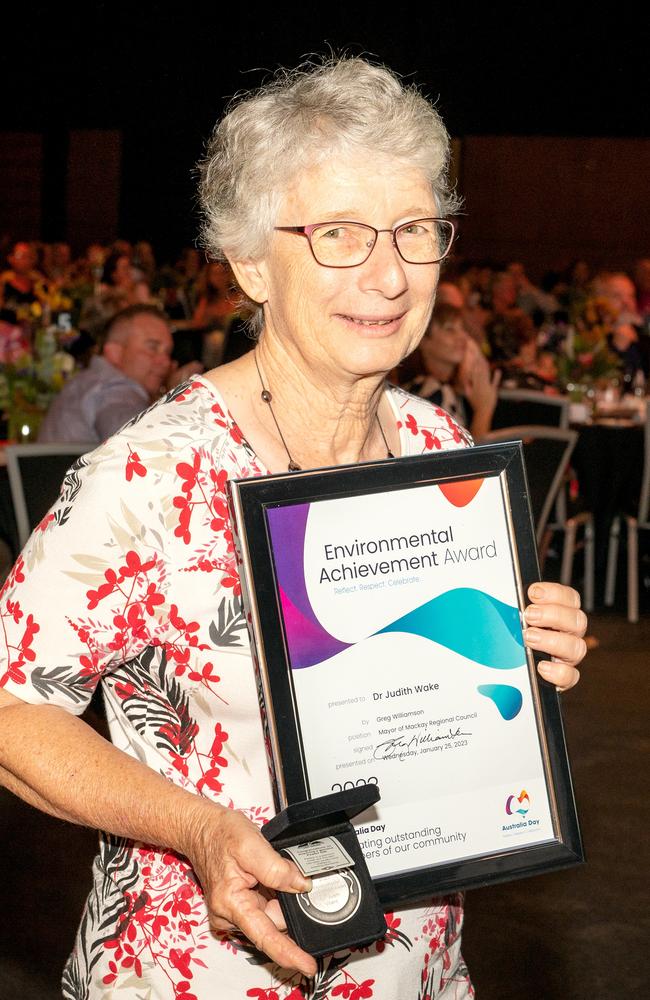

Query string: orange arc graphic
438 478 484 507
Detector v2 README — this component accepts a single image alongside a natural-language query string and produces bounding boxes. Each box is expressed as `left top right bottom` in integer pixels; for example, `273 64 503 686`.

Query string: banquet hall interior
1 7 648 999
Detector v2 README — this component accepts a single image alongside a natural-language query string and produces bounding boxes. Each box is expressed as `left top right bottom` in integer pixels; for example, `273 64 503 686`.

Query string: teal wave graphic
376 587 525 669
478 684 523 720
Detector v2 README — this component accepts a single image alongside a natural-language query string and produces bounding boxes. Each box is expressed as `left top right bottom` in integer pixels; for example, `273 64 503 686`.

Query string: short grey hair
198 57 460 328
103 304 170 346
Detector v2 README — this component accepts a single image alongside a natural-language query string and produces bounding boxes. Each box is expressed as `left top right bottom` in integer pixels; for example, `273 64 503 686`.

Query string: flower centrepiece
0 302 77 441
554 296 622 399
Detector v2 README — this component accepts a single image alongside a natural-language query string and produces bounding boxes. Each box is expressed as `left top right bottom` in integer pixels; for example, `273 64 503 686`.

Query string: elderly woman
0 59 587 999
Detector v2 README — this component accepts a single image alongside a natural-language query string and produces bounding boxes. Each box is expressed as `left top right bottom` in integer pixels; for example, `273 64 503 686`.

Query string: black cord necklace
253 351 394 471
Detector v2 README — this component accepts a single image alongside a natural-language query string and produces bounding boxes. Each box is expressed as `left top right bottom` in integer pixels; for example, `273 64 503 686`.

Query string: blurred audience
3 237 649 425
0 242 47 314
192 261 238 328
484 272 538 366
507 261 559 319
43 242 73 288
633 258 650 325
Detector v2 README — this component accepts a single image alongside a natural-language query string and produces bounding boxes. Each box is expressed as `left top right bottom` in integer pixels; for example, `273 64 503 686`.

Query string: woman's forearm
0 698 209 855
0 693 317 974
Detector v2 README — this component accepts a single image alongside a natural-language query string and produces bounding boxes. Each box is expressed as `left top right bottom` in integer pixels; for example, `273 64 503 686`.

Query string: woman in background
404 301 500 438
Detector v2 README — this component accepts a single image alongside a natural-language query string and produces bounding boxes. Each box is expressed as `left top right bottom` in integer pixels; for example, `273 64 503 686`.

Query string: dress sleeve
0 435 173 715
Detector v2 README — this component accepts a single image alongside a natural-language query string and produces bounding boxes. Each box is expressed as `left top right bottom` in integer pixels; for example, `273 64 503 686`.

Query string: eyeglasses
274 218 455 268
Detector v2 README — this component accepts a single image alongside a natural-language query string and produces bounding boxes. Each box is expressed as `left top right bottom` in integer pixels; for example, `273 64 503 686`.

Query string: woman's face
237 154 441 382
113 255 133 287
421 318 468 372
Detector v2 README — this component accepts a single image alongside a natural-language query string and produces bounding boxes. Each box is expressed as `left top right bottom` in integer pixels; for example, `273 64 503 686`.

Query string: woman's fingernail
530 584 543 600
525 628 542 643
525 605 542 622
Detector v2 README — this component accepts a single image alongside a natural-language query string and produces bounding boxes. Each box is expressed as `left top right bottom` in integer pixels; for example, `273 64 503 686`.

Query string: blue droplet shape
477 684 523 720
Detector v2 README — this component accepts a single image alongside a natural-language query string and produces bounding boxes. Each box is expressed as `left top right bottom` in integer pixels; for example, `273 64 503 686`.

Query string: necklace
254 351 395 471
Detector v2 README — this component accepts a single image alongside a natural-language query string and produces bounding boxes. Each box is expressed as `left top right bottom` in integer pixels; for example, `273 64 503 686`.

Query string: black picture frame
228 442 584 909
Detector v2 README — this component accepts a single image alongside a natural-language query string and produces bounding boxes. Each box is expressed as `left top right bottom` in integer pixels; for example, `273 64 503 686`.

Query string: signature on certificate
373 727 471 761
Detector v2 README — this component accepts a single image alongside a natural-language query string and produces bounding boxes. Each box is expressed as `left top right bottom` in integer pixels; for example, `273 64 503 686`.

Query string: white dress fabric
0 376 475 999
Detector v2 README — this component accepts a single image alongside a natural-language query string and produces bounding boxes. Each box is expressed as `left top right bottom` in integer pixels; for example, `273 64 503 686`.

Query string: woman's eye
321 227 346 240
401 224 426 237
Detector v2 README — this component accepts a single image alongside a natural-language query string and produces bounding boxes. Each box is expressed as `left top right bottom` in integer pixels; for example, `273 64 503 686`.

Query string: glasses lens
395 219 454 263
310 223 375 266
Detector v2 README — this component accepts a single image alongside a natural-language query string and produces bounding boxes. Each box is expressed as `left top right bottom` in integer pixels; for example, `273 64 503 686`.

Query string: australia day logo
505 789 530 816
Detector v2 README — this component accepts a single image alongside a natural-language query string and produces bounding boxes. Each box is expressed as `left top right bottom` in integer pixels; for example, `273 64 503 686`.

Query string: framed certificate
228 443 584 908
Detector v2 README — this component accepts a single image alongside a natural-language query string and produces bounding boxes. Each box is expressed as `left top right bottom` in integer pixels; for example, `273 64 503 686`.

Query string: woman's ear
228 258 269 305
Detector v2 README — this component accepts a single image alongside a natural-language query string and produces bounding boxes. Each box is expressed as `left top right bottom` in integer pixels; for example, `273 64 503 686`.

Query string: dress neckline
187 374 407 473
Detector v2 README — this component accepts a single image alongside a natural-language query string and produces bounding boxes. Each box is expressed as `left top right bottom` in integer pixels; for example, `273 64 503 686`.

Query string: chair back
491 389 570 431
478 426 578 543
639 402 650 526
5 444 90 548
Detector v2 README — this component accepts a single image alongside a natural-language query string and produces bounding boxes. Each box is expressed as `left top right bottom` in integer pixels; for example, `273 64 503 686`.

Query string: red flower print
36 512 55 533
169 948 194 979
174 984 198 1000
6 599 23 625
143 582 165 615
196 767 223 795
422 430 441 451
229 422 244 444
22 614 40 659
172 378 204 403
332 982 374 999
405 412 419 435
86 568 119 609
1 611 40 687
176 453 201 494
210 722 228 758
126 448 146 482
120 550 156 579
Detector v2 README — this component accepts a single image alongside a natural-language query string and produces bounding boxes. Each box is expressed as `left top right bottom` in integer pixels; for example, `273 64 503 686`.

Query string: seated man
592 271 650 387
38 304 173 444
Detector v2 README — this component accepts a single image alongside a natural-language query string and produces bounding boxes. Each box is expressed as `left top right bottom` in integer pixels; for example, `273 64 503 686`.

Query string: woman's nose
359 231 409 297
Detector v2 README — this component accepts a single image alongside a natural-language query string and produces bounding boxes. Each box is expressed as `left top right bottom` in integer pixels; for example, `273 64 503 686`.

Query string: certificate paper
265 476 553 878
229 445 583 904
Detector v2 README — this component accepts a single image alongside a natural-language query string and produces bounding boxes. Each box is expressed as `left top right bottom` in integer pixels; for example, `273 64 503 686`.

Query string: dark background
2 3 648 261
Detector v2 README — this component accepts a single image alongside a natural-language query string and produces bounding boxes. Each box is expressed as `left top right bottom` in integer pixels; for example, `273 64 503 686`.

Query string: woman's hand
186 801 317 977
523 582 588 691
457 338 501 439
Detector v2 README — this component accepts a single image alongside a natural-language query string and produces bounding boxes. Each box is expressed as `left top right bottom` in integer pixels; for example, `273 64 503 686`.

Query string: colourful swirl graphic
266 496 525 720
506 789 530 815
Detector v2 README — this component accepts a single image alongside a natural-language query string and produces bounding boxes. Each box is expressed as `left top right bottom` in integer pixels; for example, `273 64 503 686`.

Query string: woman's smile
335 310 408 335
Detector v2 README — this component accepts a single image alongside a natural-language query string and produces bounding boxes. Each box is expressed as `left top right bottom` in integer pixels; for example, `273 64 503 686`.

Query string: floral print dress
0 376 475 1000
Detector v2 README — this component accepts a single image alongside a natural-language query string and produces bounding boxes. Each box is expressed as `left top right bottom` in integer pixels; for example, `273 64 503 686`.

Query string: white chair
491 389 570 431
5 443 90 549
478 425 594 611
604 403 650 623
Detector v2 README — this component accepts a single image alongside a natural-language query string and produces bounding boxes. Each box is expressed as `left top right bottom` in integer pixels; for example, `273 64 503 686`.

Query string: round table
570 418 645 600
